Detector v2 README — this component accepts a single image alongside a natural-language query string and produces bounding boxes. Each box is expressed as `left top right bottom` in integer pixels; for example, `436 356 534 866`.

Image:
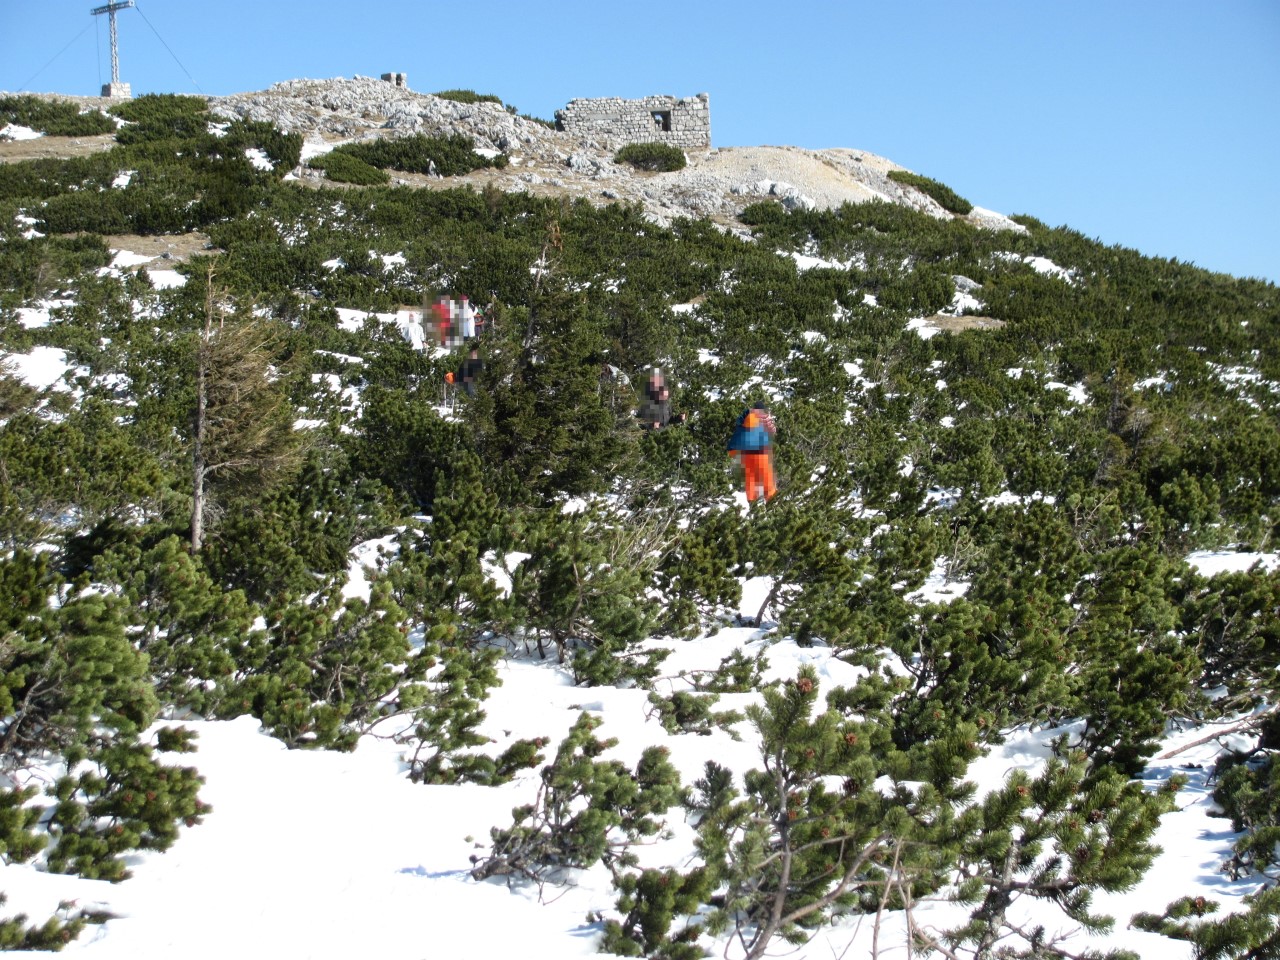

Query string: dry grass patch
0 133 116 164
104 232 216 262
927 314 1006 333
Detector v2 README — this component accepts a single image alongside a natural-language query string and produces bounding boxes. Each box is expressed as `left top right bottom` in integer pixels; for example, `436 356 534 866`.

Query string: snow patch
787 251 851 272
995 251 1078 283
245 148 273 171
1046 381 1088 404
0 123 42 141
3 345 78 390
481 551 530 598
342 535 399 602
146 268 188 290
1186 550 1279 577
300 137 335 161
905 316 940 339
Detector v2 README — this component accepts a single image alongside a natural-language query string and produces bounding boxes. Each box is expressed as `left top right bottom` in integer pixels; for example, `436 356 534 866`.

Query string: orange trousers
740 451 776 502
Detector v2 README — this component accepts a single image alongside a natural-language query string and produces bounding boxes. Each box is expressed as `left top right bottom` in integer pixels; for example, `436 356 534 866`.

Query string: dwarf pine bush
431 89 503 106
308 150 389 185
887 169 973 214
0 95 114 137
614 142 687 172
470 712 683 884
317 134 507 178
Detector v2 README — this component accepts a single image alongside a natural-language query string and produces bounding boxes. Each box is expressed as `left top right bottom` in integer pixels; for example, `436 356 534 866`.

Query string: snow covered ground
0 549 1273 959
3 251 1277 958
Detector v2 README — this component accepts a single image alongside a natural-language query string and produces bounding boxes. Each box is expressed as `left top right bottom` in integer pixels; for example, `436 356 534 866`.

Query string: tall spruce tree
478 282 628 499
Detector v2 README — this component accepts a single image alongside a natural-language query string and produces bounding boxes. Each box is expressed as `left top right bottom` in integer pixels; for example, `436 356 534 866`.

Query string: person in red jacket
726 402 777 502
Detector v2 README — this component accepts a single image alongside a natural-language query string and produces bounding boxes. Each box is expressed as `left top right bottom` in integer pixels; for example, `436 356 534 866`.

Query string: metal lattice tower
90 1 135 98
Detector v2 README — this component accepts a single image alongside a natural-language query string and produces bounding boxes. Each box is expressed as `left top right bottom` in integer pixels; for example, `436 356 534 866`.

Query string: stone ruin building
381 72 409 89
555 93 711 149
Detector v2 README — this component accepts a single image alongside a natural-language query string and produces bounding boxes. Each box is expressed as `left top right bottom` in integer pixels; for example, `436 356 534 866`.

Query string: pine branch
1153 704 1278 761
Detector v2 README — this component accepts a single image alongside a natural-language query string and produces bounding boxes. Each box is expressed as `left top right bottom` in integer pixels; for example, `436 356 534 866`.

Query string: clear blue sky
4 0 1277 284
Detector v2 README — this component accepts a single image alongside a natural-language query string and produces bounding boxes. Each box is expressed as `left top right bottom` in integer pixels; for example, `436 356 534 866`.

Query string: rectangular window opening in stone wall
651 110 672 133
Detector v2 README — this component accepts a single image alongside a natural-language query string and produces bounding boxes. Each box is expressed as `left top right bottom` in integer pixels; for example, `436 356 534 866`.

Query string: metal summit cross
91 0 135 98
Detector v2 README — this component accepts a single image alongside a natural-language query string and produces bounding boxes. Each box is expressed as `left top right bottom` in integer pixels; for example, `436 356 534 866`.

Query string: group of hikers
430 294 484 349
441 322 776 502
634 367 775 501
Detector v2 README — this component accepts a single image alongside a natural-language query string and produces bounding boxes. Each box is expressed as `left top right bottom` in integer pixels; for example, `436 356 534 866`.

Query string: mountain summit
207 76 1022 232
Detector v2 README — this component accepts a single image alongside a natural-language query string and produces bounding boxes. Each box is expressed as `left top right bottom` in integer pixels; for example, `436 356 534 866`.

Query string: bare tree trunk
754 579 781 628
190 456 205 551
190 273 214 552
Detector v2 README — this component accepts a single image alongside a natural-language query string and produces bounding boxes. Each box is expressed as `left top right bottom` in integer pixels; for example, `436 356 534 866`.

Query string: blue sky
4 0 1277 283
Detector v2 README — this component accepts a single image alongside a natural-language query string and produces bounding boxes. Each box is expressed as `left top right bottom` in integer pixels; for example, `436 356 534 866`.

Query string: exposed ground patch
104 232 215 262
0 133 115 163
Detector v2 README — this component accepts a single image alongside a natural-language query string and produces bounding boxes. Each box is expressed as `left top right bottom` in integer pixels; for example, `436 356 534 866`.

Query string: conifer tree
940 742 1181 959
0 784 46 866
230 578 426 749
645 691 744 739
738 498 871 646
1068 543 1198 774
1132 886 1280 960
880 502 1084 747
0 554 210 881
45 736 209 882
0 400 166 553
184 261 302 551
600 866 713 959
508 504 665 685
479 282 627 499
0 892 101 951
91 535 257 714
399 640 546 786
471 712 683 884
1178 565 1280 712
694 666 971 960
1210 742 1280 882
654 507 745 637
0 553 155 767
347 385 468 511
388 448 511 642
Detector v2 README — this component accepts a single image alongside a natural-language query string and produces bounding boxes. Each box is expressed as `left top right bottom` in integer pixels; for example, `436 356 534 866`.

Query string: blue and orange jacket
727 409 774 453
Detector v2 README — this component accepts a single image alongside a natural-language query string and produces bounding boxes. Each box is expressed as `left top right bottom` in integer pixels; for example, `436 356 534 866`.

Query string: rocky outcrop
207 77 1024 235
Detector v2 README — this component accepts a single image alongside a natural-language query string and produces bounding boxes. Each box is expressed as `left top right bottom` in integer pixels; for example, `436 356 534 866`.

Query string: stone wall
555 94 710 149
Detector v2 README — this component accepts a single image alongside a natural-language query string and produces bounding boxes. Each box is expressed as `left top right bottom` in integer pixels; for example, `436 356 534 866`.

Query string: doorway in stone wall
651 110 671 132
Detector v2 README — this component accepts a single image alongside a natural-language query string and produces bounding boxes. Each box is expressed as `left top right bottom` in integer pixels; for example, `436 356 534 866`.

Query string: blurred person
431 295 453 347
459 295 476 340
457 347 483 398
638 367 686 431
726 401 776 502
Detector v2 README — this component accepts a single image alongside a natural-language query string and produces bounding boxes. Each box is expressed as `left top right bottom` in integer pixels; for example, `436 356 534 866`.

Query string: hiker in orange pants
727 402 777 502
738 449 776 502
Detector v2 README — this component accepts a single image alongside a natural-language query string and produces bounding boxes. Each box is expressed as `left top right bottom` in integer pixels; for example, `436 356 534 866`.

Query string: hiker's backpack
727 408 772 453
